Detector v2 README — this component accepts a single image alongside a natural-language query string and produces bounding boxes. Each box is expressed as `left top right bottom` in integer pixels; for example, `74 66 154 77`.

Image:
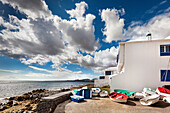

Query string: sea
0 80 93 98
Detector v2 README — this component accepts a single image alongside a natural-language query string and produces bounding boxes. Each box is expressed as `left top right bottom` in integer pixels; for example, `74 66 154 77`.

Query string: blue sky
0 0 169 80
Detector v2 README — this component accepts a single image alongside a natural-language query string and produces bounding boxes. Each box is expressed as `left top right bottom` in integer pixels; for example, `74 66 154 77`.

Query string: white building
111 39 170 92
94 67 117 87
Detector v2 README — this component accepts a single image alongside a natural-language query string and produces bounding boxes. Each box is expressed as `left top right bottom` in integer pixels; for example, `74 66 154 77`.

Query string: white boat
100 90 108 97
92 88 101 96
108 92 128 103
140 94 160 105
134 92 147 99
156 87 170 97
70 95 84 103
163 97 170 103
143 88 156 95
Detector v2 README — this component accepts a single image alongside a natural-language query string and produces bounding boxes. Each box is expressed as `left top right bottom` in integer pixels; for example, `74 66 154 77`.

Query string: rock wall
36 91 72 113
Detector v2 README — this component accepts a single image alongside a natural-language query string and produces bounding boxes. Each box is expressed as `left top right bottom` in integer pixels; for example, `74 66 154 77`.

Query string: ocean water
0 80 93 98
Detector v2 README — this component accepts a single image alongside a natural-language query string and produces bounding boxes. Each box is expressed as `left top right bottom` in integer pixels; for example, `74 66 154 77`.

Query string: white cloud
0 16 65 60
101 8 125 42
0 69 21 73
29 66 53 73
125 12 170 41
65 46 118 74
66 1 88 19
1 0 52 19
58 1 98 52
24 66 93 80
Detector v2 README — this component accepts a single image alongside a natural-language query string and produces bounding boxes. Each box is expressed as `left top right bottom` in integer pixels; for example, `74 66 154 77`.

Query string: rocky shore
0 84 94 113
0 88 70 113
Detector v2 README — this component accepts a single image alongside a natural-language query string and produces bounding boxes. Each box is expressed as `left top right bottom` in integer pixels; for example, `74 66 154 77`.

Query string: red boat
108 92 128 103
156 87 170 97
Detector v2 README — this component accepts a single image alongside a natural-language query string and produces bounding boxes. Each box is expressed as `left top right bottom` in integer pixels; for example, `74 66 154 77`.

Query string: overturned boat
92 88 101 96
112 89 136 96
70 95 84 103
108 92 128 103
163 97 170 103
140 94 160 106
143 88 156 95
100 90 108 97
156 87 170 97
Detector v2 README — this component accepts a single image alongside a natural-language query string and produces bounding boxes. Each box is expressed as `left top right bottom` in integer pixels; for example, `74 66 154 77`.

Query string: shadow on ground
120 100 136 106
150 100 170 108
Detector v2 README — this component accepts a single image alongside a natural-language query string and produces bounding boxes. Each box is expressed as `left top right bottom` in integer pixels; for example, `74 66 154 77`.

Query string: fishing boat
163 97 170 103
70 95 84 103
134 92 147 99
140 94 160 106
156 87 170 97
143 88 156 95
112 89 136 96
108 92 128 103
72 89 82 96
92 88 101 96
99 90 108 97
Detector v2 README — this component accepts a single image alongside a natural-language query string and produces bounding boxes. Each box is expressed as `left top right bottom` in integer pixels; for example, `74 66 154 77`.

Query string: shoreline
0 84 94 112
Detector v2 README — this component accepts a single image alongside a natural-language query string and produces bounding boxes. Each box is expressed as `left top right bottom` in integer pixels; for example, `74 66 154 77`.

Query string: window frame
160 44 170 56
160 70 170 82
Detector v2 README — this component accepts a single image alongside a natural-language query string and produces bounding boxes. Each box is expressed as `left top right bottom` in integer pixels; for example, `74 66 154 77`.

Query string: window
105 71 111 75
160 45 170 56
160 70 170 82
99 76 105 79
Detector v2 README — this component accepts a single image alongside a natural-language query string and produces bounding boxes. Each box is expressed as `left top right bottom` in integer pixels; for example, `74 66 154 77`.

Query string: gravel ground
65 97 170 113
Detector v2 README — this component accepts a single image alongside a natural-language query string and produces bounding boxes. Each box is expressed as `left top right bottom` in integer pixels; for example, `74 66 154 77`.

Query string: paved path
42 91 72 100
65 97 170 113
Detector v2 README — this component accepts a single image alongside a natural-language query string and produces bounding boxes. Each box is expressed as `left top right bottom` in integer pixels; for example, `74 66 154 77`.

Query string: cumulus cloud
0 1 108 76
1 0 52 19
58 1 98 52
64 46 118 74
125 12 170 40
0 16 65 60
101 8 125 42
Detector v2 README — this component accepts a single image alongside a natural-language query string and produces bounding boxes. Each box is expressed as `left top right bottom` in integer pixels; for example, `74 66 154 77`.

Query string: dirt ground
65 97 170 113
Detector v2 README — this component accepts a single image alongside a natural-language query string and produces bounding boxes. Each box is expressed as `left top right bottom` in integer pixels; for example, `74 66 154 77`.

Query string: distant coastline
0 79 95 82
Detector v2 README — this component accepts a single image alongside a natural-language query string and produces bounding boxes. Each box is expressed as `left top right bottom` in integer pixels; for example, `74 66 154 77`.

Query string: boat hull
99 90 108 97
108 92 128 103
112 89 136 96
156 87 170 97
163 97 170 103
109 97 127 103
140 94 160 106
70 95 84 103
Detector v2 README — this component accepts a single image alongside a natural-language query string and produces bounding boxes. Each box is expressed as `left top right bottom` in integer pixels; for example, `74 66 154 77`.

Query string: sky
0 0 170 80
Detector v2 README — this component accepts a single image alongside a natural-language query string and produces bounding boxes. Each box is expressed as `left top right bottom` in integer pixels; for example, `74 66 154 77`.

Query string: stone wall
36 91 72 113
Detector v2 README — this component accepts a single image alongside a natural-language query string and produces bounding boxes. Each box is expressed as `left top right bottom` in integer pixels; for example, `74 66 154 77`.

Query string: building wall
94 76 110 87
111 40 170 92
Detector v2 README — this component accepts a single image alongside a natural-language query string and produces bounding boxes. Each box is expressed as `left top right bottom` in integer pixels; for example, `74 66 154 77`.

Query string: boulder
9 97 15 100
15 96 24 101
7 100 13 106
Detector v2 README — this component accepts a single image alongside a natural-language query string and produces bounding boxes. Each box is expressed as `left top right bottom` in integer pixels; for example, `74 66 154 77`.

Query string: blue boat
70 95 84 103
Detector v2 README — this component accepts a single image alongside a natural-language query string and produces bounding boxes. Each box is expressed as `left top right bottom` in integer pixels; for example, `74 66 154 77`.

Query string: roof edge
119 39 170 45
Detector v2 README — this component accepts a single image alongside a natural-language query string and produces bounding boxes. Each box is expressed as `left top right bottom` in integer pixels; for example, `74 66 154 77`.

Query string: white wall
94 76 110 87
111 40 170 92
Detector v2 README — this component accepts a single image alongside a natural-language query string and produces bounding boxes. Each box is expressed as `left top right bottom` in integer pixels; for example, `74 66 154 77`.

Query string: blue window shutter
161 70 170 82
